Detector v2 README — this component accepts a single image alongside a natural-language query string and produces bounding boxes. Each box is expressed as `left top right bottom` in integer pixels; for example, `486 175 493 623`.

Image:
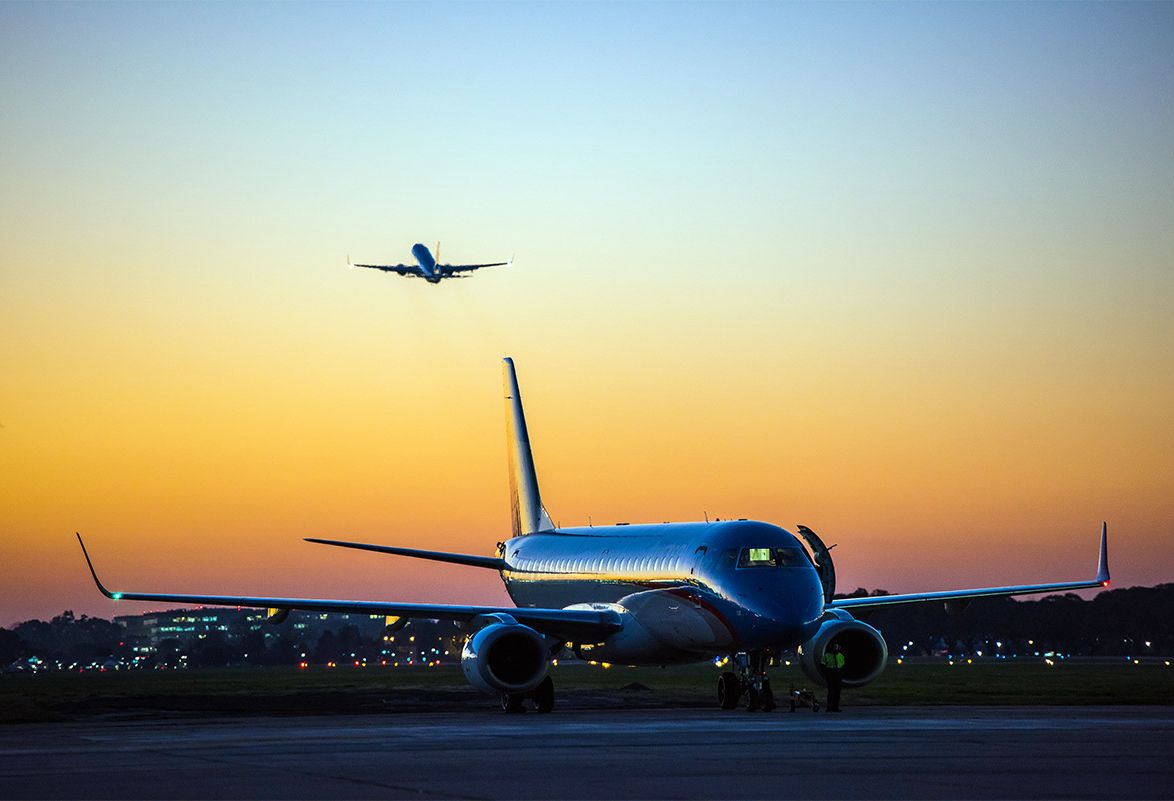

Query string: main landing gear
717 651 776 712
502 675 555 714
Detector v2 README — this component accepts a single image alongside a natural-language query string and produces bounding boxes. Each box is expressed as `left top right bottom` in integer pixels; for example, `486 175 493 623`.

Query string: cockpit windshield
736 547 807 568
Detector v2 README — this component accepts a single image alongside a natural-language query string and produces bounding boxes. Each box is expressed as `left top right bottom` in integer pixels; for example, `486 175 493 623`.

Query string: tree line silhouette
2 583 1169 670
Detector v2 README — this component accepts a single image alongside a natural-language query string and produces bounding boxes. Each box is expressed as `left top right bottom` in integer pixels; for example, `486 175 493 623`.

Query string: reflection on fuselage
500 519 825 657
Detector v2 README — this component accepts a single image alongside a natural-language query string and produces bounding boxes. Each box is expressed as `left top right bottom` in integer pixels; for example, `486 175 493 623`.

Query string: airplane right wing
439 258 512 275
829 524 1110 611
77 534 619 642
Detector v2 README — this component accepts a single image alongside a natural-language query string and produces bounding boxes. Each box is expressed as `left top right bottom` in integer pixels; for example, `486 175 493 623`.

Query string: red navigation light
1103 580 1111 587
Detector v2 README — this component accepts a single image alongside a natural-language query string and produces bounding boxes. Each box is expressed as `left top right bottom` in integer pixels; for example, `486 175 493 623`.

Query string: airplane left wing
76 534 621 642
830 524 1110 610
351 262 419 276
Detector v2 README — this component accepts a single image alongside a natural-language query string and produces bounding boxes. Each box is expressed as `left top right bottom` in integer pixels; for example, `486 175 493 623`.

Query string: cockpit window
738 548 777 568
777 547 806 567
737 547 807 568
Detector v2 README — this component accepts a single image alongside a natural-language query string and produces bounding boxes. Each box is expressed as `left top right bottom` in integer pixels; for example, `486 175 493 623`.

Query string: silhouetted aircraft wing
830 524 1109 610
351 262 419 276
76 534 621 641
439 258 511 274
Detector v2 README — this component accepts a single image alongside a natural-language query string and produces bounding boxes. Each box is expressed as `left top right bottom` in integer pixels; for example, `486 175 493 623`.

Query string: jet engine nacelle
460 621 549 694
797 611 888 688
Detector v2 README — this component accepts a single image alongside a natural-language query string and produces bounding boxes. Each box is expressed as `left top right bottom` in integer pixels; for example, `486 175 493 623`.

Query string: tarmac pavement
0 706 1170 799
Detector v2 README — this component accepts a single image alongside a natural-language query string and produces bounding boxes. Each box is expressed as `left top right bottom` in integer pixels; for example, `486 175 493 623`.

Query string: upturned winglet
1096 521 1110 586
76 533 119 600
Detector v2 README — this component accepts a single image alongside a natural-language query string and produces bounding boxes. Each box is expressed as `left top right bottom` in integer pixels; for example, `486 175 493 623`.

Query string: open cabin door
795 525 836 604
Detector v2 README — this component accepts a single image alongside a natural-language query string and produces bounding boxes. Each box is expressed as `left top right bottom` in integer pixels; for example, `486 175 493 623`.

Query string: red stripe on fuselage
665 586 741 651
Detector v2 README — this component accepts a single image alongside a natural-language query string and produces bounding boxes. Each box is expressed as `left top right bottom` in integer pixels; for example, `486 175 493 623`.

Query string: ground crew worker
821 643 845 712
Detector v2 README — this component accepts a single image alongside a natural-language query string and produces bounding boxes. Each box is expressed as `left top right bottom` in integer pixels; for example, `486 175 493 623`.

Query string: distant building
111 608 461 663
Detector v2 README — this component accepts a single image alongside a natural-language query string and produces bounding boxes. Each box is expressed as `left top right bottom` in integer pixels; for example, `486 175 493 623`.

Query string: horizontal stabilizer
304 538 506 570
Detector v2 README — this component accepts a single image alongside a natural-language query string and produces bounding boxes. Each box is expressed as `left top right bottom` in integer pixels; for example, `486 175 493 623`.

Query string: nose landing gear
716 650 776 712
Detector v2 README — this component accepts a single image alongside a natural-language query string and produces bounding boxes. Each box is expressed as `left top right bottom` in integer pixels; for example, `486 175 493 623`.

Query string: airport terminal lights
109 609 464 668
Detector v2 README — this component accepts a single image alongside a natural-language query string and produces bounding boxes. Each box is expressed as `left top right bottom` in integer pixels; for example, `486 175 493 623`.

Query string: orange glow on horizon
2 3 1172 626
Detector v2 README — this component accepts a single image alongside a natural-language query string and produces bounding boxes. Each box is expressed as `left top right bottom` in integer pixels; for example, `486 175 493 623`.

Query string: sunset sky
2 2 1172 626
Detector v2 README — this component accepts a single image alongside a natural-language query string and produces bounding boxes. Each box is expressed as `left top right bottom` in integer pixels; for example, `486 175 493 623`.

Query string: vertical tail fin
503 357 555 536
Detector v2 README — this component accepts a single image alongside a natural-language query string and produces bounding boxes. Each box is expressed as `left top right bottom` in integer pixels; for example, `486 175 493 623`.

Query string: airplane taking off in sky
78 358 1111 713
348 242 511 283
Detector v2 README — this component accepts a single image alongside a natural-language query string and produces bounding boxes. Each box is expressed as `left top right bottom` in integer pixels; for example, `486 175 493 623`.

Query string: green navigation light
112 592 122 600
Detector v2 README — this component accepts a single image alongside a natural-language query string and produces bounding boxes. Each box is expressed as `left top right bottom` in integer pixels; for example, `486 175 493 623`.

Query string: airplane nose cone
735 576 824 643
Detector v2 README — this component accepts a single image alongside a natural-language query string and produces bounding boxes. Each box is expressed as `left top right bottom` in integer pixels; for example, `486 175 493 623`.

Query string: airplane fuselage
411 243 442 283
499 519 825 664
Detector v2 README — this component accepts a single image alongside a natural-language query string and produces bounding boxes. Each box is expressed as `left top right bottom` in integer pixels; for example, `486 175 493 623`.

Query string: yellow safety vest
823 651 845 669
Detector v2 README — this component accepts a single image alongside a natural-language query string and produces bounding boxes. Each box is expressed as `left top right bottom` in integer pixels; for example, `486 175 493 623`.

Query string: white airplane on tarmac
348 242 511 284
78 358 1110 713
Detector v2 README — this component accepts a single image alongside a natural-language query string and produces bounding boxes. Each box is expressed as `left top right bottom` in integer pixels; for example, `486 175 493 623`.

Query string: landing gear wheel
717 672 741 710
533 676 555 713
745 685 761 712
761 679 776 712
501 693 526 714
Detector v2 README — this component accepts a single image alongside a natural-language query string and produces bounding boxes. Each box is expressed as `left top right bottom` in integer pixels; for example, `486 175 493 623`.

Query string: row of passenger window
512 553 687 575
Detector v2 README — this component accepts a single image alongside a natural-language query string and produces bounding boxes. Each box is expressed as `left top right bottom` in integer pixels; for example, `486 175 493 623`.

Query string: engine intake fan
797 610 888 688
460 620 550 694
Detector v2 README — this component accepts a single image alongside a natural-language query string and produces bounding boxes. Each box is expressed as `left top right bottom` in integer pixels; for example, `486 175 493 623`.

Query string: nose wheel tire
760 678 776 712
717 671 742 710
719 651 777 712
745 684 761 712
502 693 526 713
